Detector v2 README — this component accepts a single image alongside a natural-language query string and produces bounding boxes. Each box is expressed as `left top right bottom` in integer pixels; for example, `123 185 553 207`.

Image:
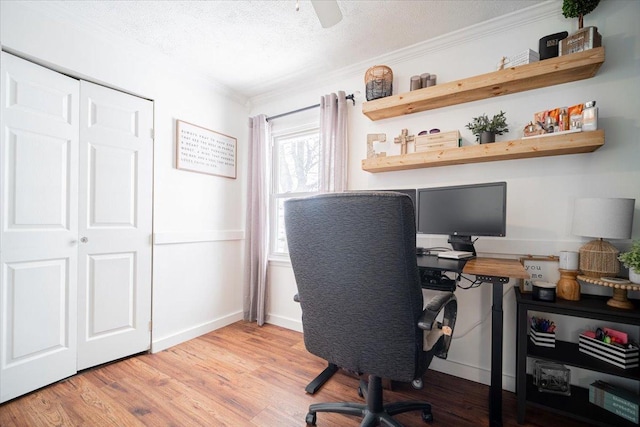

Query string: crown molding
249 0 560 107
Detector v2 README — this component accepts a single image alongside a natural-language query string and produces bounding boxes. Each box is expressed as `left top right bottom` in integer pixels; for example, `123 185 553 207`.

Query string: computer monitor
416 182 507 255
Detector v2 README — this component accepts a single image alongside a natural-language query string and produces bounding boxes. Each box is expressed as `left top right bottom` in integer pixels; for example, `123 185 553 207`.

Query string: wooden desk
464 258 529 427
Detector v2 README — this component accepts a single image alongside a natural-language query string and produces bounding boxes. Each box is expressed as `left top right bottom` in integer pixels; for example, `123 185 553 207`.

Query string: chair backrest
284 192 425 382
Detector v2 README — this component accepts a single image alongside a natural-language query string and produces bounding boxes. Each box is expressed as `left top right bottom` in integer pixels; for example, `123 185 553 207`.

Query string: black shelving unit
515 287 640 426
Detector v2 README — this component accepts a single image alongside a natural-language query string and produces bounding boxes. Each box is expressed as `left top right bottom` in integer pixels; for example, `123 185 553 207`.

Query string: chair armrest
418 292 456 331
418 292 457 360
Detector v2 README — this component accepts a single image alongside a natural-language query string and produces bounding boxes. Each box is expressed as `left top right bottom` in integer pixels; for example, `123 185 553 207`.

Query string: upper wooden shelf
362 47 605 121
361 129 604 173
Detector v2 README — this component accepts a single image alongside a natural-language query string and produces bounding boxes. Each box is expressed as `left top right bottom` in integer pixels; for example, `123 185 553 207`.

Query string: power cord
456 274 482 289
452 285 514 339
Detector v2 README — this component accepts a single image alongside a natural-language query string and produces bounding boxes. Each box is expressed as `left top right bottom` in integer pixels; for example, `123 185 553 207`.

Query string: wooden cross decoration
394 128 415 155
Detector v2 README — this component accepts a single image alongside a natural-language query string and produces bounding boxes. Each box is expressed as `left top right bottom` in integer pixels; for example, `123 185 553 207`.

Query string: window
270 126 320 255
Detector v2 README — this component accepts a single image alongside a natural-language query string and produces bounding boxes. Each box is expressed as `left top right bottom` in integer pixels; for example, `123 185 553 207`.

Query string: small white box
505 49 540 67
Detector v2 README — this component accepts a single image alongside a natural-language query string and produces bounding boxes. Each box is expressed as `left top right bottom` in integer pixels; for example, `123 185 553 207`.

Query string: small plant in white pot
618 240 640 283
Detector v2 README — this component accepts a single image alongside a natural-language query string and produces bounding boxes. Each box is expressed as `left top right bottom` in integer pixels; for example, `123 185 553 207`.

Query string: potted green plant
618 240 640 283
562 0 600 30
465 111 509 144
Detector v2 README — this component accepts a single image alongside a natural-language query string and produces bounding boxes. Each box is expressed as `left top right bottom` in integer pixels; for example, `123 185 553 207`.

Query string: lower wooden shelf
361 129 604 173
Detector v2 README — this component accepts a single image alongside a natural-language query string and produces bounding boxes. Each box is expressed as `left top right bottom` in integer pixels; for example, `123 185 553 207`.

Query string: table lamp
572 198 635 278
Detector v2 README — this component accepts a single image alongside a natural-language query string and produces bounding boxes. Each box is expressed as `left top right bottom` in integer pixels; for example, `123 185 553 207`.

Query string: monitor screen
416 182 507 238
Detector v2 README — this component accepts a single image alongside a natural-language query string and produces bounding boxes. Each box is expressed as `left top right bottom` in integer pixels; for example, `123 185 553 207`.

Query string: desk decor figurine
366 133 388 158
393 129 415 155
557 251 581 301
557 270 581 301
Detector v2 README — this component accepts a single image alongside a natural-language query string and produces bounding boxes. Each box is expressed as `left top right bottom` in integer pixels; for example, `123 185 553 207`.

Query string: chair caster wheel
305 412 317 426
412 378 423 389
422 410 434 423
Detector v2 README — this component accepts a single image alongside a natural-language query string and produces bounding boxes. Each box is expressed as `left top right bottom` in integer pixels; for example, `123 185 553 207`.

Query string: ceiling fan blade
311 0 343 28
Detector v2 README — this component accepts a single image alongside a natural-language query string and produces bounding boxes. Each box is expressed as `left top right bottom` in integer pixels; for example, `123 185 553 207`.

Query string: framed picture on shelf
519 255 560 293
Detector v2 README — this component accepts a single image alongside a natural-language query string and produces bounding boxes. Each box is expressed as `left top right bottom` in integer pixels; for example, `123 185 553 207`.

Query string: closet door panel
0 52 79 403
77 81 153 370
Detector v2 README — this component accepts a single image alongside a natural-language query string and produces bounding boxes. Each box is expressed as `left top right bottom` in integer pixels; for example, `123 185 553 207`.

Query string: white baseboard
419 357 516 392
266 314 303 333
151 311 243 353
267 318 517 392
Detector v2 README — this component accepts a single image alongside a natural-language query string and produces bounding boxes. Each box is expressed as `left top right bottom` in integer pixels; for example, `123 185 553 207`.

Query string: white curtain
244 114 270 325
319 91 348 192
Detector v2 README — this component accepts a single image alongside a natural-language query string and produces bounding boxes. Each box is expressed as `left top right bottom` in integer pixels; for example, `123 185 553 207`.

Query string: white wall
252 0 640 392
0 1 249 352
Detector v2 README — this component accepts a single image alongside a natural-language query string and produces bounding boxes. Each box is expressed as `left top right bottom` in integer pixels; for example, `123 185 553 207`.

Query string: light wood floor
0 321 584 426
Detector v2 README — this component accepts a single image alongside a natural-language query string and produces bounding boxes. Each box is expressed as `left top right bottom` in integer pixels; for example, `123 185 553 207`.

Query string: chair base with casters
305 375 433 427
305 362 339 394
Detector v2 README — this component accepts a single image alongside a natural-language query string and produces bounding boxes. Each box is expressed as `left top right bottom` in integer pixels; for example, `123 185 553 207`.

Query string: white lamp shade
572 198 635 239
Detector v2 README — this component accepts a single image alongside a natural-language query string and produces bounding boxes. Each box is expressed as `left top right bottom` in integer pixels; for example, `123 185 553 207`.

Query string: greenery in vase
465 111 509 142
618 240 640 272
562 0 600 30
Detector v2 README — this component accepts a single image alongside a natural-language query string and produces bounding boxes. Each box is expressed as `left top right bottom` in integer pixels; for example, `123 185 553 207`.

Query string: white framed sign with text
176 120 237 179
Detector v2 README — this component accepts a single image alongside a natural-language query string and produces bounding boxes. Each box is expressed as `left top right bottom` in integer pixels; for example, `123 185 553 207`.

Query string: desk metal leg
490 282 503 427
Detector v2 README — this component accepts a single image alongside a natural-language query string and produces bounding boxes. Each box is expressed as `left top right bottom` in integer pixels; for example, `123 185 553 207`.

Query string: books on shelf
589 380 639 424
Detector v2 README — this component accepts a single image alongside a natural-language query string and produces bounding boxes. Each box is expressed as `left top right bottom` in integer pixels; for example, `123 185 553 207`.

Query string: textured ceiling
46 0 545 100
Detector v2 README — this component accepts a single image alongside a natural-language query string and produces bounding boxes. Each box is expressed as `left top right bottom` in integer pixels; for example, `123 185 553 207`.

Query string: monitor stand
448 235 476 256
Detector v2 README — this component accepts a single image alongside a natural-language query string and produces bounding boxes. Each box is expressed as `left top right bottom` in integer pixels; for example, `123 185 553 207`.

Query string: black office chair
285 192 457 426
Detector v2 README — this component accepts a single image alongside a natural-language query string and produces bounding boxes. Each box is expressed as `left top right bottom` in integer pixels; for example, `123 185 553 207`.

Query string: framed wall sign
176 120 237 179
519 255 560 293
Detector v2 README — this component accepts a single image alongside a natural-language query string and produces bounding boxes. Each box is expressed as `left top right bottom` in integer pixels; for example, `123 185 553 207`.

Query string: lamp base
556 269 580 301
579 239 620 278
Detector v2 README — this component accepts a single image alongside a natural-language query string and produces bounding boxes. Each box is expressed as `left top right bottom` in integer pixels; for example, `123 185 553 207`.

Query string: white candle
559 251 579 270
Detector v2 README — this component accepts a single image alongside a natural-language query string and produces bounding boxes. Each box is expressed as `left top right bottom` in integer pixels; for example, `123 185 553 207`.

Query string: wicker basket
365 65 393 101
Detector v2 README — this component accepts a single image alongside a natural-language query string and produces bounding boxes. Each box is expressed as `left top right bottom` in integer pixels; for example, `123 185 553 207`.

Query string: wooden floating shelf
361 129 604 173
362 47 605 121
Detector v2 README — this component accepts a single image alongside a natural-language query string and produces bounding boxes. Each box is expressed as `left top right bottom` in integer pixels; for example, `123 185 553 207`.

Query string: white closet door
0 52 80 403
76 81 153 370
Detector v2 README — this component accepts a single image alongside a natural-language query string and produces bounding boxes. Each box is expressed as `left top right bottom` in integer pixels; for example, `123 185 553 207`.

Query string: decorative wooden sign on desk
176 120 237 179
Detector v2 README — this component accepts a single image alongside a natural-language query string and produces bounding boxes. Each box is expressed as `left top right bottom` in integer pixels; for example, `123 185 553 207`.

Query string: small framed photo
519 255 560 293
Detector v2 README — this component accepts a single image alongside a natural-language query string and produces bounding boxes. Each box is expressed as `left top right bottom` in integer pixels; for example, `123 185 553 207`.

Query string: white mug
559 251 579 270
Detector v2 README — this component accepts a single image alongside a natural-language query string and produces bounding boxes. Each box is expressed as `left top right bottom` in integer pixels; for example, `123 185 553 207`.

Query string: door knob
80 237 89 243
